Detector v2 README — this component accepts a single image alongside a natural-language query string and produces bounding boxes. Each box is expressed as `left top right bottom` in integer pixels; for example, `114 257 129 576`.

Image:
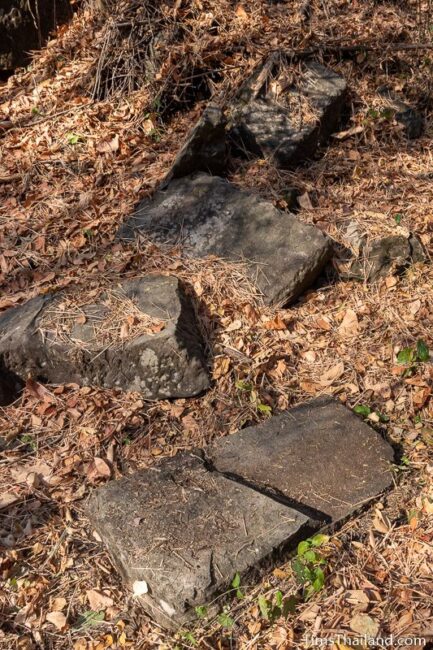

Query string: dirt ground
1 1 433 648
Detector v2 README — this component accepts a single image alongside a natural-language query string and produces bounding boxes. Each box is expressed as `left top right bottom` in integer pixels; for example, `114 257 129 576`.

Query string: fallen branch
281 41 433 59
0 174 21 184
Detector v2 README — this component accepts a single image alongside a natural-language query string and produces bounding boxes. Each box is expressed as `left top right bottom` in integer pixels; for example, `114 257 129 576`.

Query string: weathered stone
378 86 424 140
349 234 426 282
229 59 347 167
207 397 394 523
0 0 73 72
119 173 332 306
87 452 311 629
164 105 228 183
0 276 209 399
0 364 23 406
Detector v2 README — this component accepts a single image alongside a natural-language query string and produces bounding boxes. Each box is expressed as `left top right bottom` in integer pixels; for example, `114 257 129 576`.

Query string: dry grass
1 0 433 648
39 285 166 352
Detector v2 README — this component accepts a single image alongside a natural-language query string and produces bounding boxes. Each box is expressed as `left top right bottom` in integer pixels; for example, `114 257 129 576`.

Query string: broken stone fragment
229 58 347 167
87 452 311 629
0 276 209 400
207 397 394 523
349 234 426 282
119 173 332 306
164 104 228 183
378 86 424 140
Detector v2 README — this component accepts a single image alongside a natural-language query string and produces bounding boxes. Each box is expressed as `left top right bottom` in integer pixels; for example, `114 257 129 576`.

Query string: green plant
74 610 105 629
194 605 208 619
66 132 85 145
397 340 429 365
231 572 244 599
20 434 36 451
396 340 429 378
257 591 297 623
291 534 329 600
353 404 389 422
217 610 234 629
235 380 272 416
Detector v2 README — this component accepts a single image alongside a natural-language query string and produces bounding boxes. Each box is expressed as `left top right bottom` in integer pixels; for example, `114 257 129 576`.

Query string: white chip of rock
132 580 148 596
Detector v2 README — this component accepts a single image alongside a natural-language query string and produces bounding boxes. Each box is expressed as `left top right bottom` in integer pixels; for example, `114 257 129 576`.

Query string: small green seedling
291 534 329 600
397 340 430 365
66 132 84 145
354 405 389 422
257 591 297 623
231 572 244 599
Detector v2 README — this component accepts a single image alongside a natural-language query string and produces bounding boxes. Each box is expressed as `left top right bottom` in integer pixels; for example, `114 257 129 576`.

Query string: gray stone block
165 104 228 182
118 173 332 306
87 452 311 629
0 276 209 399
207 397 394 523
230 60 347 167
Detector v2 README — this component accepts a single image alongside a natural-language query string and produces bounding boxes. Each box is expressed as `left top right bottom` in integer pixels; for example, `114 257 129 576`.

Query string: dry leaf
226 319 242 332
52 597 67 611
315 317 332 331
96 134 120 153
349 613 379 637
372 509 391 534
338 308 359 337
235 4 248 19
333 125 364 140
0 492 21 510
213 356 231 379
298 192 313 209
86 589 114 611
46 611 67 630
263 315 286 330
320 362 345 386
87 457 111 482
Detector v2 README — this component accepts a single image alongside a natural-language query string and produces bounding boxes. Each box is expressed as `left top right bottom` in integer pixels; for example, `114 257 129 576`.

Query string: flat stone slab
118 173 332 306
207 397 394 523
87 452 310 629
230 59 347 167
0 275 209 400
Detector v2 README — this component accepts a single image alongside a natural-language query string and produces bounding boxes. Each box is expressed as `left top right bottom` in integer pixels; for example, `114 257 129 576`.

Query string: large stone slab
229 58 347 167
0 276 209 400
207 397 394 523
118 173 332 306
87 452 311 629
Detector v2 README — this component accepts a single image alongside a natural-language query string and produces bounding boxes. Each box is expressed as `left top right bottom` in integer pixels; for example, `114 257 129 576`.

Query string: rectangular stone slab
0 275 209 401
87 452 311 629
118 173 332 306
230 60 347 168
207 397 394 523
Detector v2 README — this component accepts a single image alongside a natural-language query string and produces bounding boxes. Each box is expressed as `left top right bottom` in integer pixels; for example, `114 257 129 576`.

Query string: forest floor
1 1 433 648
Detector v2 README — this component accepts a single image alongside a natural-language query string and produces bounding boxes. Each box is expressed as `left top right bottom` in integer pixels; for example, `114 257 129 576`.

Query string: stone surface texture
0 276 209 399
118 173 332 306
207 397 394 523
378 86 424 139
165 105 228 182
230 60 347 167
87 452 310 629
350 234 426 282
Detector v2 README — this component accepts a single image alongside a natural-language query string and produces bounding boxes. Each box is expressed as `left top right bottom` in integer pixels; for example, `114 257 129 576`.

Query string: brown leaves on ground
1 0 433 648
